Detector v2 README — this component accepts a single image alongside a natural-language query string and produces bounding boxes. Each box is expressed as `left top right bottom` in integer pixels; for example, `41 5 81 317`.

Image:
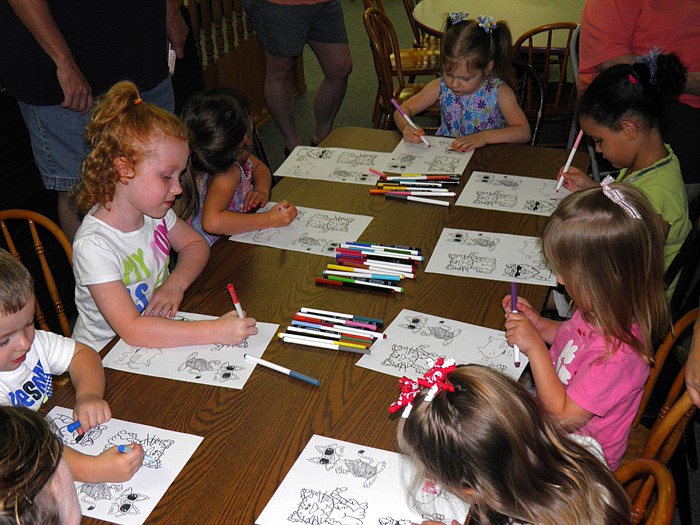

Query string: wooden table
412 0 585 42
46 128 588 524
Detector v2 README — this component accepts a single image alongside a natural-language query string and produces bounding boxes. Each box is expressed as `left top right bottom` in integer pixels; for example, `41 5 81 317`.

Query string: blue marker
67 420 81 432
118 445 134 453
244 353 320 387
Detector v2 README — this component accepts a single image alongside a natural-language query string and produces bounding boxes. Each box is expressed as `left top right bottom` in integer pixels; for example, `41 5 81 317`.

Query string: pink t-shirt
549 310 650 470
579 0 700 108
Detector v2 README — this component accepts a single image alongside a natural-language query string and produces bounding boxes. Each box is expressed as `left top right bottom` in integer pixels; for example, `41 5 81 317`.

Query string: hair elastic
636 47 661 84
476 15 496 33
449 11 469 25
628 73 639 85
601 176 642 219
133 98 143 105
389 357 457 418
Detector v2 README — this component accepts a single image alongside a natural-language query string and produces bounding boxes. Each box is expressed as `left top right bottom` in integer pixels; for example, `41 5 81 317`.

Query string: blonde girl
73 81 257 351
393 14 531 152
398 364 631 525
504 183 669 470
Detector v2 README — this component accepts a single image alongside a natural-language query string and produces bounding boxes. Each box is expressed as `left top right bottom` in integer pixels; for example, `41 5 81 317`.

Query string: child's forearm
69 342 105 398
528 344 568 414
165 236 209 294
536 317 563 345
64 446 103 483
203 208 277 236
478 124 531 145
118 317 236 348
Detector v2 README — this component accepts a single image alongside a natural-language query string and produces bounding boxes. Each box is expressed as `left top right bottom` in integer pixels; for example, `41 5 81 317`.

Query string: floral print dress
436 76 507 137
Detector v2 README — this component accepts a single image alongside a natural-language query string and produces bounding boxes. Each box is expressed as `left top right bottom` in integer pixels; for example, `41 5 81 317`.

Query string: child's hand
93 444 145 482
243 189 269 212
73 394 111 434
557 166 598 192
501 294 540 325
420 521 461 525
267 201 298 227
504 311 547 357
144 280 186 318
402 124 426 144
214 311 259 345
450 133 487 152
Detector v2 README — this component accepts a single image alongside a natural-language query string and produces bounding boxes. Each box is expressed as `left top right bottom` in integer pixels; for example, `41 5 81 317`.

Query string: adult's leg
307 41 352 145
18 102 89 241
263 53 301 151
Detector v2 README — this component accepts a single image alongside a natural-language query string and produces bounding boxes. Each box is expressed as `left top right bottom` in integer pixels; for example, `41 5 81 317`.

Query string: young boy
0 249 144 482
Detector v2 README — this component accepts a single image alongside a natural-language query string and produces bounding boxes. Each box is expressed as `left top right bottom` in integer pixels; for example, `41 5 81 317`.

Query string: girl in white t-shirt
72 81 257 351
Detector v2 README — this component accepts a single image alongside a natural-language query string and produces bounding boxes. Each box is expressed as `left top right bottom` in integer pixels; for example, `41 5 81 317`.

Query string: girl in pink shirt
503 183 669 470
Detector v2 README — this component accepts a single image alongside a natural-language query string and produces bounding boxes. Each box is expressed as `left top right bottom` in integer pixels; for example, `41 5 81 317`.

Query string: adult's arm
685 304 700 408
7 0 92 112
166 0 188 59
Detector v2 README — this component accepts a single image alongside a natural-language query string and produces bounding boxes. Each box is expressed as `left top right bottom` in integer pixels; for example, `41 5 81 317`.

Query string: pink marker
557 130 583 192
511 282 521 368
391 98 430 148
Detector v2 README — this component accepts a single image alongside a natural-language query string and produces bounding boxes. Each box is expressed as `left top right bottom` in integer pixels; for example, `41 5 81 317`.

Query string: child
0 250 143 483
504 184 670 471
1 406 81 524
72 81 258 351
559 51 691 278
393 14 531 152
176 88 298 246
397 364 631 525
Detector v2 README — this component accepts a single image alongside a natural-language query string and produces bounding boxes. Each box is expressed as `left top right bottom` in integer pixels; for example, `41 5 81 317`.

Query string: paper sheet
378 136 474 174
256 434 469 525
356 309 526 379
275 146 391 185
456 171 571 216
425 228 557 286
46 406 202 525
102 312 278 389
229 203 373 257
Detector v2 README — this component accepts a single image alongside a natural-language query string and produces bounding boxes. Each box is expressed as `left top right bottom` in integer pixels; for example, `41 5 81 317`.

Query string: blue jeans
19 77 175 191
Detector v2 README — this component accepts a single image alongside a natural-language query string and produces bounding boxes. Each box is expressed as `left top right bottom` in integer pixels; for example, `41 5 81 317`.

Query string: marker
298 307 384 326
391 98 431 148
386 191 456 197
244 353 320 387
326 275 404 292
315 277 396 294
118 445 134 453
377 181 444 187
386 193 451 207
67 420 81 432
557 129 583 192
323 270 401 281
511 282 521 368
294 312 377 331
386 175 457 181
284 326 372 345
327 264 404 280
227 283 244 318
291 319 386 341
369 168 387 178
341 242 421 255
279 332 370 351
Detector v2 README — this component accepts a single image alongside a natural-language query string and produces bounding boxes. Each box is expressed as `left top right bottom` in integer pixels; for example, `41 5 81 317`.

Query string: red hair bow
389 358 457 417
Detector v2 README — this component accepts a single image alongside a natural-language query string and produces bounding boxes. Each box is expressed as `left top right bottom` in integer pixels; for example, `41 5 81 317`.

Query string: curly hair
74 81 189 213
399 365 631 525
0 406 64 525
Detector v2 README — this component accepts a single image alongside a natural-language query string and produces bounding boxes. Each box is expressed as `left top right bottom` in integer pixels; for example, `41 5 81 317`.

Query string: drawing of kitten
288 487 367 525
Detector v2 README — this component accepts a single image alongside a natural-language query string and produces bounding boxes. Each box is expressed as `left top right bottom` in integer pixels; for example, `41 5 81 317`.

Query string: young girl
176 88 297 246
559 51 691 278
393 14 531 152
397 364 631 525
72 81 258 351
504 183 670 471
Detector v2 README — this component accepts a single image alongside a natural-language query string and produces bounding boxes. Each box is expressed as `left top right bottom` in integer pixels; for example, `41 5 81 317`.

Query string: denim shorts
243 0 348 57
19 77 175 192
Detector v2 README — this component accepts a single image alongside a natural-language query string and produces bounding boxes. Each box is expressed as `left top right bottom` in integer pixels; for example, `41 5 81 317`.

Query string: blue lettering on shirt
133 282 150 313
8 359 53 409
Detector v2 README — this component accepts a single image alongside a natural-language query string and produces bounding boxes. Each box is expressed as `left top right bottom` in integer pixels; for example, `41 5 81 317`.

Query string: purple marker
511 282 521 368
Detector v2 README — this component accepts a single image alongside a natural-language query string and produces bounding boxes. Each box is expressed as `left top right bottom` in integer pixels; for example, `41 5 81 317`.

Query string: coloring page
102 312 278 389
275 146 392 186
256 434 469 525
377 136 474 175
425 228 557 286
229 203 373 258
46 406 202 525
456 171 571 216
356 309 527 379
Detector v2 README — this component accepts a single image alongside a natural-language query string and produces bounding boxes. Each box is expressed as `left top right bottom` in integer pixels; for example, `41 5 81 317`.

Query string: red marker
227 283 244 318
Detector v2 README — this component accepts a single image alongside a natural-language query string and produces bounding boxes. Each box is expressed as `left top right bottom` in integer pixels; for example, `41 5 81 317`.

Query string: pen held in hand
511 282 521 368
391 98 430 148
227 283 244 318
557 129 583 192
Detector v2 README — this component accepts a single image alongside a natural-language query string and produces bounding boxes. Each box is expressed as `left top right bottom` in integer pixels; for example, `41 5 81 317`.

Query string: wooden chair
399 0 441 51
362 0 440 78
623 308 697 525
0 210 73 337
615 458 675 525
512 57 545 146
363 7 440 129
513 22 578 147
